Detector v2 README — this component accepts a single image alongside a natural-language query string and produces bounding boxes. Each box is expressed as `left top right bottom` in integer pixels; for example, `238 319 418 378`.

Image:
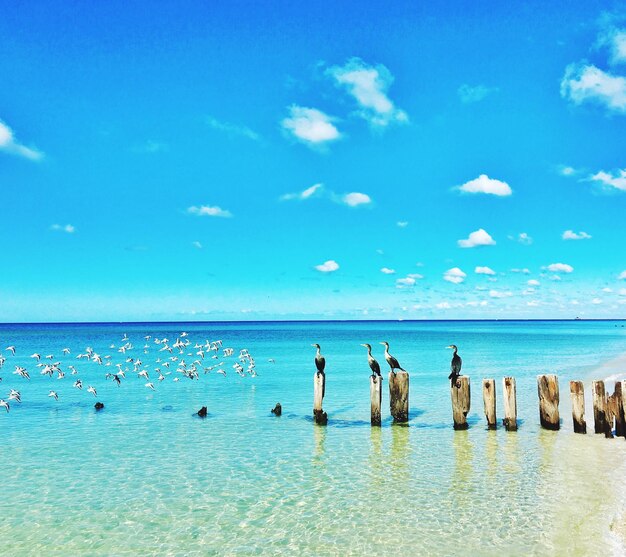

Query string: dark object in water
313 408 328 425
94 402 104 411
271 403 282 416
197 406 208 417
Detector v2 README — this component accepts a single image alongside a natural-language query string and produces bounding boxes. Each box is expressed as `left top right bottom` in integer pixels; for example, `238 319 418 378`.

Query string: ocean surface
1 320 625 556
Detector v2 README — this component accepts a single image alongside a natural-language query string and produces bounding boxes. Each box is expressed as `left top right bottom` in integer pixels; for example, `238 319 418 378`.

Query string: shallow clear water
1 321 625 555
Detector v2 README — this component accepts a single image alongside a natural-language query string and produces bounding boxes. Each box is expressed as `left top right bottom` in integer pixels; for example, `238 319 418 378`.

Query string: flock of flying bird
0 332 259 413
313 342 463 385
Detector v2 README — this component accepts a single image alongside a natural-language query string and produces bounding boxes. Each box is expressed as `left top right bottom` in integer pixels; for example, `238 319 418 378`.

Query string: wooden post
313 372 327 425
502 376 517 431
370 375 382 426
482 379 497 429
451 376 471 430
569 380 586 434
592 380 607 435
388 371 409 423
537 374 560 430
613 382 625 438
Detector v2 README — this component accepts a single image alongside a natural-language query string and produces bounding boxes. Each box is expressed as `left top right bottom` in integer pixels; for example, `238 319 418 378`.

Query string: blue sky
1 1 625 321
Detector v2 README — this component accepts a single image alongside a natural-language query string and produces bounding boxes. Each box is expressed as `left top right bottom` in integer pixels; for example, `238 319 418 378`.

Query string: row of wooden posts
312 371 626 438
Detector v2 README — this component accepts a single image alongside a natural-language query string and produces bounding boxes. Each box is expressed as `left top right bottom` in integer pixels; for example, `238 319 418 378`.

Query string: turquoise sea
1 320 625 556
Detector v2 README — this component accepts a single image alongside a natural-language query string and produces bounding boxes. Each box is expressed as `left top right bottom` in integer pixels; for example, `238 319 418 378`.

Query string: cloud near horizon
475 266 496 275
546 263 574 273
315 260 339 273
327 58 408 128
562 230 591 240
443 267 467 284
458 229 496 248
0 119 43 161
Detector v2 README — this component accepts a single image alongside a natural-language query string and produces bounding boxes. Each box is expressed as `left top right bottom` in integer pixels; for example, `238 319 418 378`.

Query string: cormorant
311 344 325 376
360 343 382 379
380 342 405 374
447 345 462 387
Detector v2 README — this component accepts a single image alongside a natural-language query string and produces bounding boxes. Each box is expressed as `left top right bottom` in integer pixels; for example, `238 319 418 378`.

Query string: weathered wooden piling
451 376 471 430
482 379 497 429
502 376 518 431
388 371 409 423
370 375 382 426
313 372 328 425
613 382 625 438
537 374 560 430
592 380 607 435
569 380 586 434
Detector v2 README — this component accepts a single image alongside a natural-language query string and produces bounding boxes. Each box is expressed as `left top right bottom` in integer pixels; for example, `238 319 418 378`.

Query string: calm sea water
1 320 625 556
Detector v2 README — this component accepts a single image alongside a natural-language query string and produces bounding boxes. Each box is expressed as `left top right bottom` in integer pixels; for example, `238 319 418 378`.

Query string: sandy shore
588 351 626 383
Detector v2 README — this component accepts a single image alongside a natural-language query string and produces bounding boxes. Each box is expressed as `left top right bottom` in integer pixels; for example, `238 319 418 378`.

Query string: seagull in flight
0 399 9 413
87 386 97 397
48 390 59 401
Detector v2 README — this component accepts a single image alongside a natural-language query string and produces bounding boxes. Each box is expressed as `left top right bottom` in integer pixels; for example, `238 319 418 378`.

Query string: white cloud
280 183 324 201
546 263 574 273
527 300 540 307
458 228 496 248
443 267 467 284
598 27 626 65
407 273 424 280
489 290 513 298
327 58 408 127
281 106 341 146
511 268 531 274
558 165 578 176
397 221 408 228
192 241 203 249
51 224 75 234
560 63 626 113
592 298 603 305
187 205 233 218
562 230 592 240
475 266 496 275
436 302 451 309
315 260 339 273
590 169 626 191
342 192 372 207
0 119 43 161
602 287 613 293
457 84 498 104
619 270 626 280
619 288 626 296
509 232 533 245
206 116 260 141
380 267 396 274
456 174 512 196
527 279 540 286
396 277 416 287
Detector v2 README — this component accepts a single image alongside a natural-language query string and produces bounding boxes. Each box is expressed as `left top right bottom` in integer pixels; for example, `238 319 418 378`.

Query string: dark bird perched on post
361 343 381 379
380 342 405 374
447 345 462 387
311 344 325 376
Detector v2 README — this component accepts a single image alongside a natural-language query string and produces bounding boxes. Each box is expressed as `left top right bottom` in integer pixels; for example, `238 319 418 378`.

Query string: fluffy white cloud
619 270 626 280
458 229 496 248
342 192 371 207
599 27 626 65
475 266 496 275
562 230 592 240
396 277 416 287
206 116 260 141
489 290 513 298
457 84 498 103
281 106 341 146
51 224 75 233
187 205 233 218
436 302 452 309
407 273 424 280
0 119 43 161
381 267 396 274
327 58 408 127
280 183 324 201
527 279 540 286
546 263 574 273
443 267 466 284
560 63 626 113
457 174 512 196
590 169 626 191
509 232 533 245
315 260 339 273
